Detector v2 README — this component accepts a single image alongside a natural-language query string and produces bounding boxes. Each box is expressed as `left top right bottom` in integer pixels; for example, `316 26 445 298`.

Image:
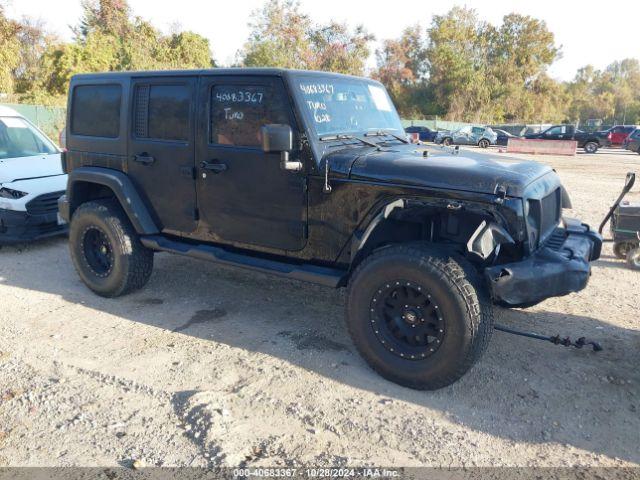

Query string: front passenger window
210 85 291 148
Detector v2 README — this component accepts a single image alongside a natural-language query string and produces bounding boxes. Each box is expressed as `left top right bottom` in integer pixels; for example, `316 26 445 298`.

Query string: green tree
240 0 373 76
373 24 431 117
40 0 213 98
12 18 58 95
425 7 493 122
565 60 640 124
0 2 21 94
486 13 561 122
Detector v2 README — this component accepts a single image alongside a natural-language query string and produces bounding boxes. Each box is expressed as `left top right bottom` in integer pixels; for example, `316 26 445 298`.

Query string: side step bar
140 235 346 288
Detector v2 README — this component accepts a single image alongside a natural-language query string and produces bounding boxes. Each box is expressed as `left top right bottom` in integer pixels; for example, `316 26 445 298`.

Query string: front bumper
0 207 67 244
484 218 602 307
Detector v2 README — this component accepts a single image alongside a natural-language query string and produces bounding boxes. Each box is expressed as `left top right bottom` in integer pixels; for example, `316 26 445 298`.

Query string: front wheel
69 200 154 297
442 137 452 146
584 142 599 154
346 245 493 390
613 241 636 260
478 139 490 148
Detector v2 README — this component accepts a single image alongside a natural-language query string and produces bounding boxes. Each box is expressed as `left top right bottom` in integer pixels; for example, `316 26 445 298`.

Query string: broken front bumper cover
484 217 602 307
0 207 67 244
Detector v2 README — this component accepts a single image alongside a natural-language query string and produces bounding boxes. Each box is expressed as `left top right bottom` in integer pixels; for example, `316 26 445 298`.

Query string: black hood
326 145 553 198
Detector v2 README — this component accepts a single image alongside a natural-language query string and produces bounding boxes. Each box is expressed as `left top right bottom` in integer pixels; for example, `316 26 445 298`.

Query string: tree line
1 0 639 125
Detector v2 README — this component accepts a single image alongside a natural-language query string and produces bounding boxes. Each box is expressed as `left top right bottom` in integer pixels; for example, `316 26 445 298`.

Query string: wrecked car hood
0 153 63 184
342 146 553 198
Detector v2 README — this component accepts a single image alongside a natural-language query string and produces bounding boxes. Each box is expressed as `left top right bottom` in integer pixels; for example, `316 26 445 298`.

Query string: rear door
194 75 307 251
128 77 198 233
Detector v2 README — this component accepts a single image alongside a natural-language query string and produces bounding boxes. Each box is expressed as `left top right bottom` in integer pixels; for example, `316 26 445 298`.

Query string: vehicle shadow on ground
2 237 639 464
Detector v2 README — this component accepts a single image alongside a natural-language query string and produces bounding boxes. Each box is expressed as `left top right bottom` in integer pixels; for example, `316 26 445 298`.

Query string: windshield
292 75 404 137
0 117 57 160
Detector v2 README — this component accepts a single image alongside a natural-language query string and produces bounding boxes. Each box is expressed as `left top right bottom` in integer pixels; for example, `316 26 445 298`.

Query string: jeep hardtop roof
70 68 379 83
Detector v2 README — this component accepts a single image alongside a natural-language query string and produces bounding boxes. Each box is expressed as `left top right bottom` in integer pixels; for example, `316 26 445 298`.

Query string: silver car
435 126 498 148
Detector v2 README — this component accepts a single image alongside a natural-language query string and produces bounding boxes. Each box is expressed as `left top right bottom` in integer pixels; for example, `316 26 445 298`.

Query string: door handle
200 160 227 173
134 153 155 165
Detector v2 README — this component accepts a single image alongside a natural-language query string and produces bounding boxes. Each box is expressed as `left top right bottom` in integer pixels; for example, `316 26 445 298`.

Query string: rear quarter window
71 84 122 138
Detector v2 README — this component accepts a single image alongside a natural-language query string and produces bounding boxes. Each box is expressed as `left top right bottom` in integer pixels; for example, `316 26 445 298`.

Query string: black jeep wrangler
58 69 602 390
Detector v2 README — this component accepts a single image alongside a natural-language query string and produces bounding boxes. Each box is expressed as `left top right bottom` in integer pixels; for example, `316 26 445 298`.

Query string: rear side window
71 84 121 138
134 84 190 142
210 85 291 148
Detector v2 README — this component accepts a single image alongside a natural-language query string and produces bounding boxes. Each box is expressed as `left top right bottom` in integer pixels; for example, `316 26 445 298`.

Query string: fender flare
66 166 159 235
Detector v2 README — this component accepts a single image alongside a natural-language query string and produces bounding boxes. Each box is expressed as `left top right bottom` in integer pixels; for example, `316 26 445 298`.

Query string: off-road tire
69 200 154 297
442 137 452 146
613 241 636 260
346 244 493 390
584 141 599 154
478 139 490 148
627 248 640 270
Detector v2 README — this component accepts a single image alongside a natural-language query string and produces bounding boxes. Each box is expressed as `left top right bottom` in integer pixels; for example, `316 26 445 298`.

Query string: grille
539 188 561 241
26 191 65 215
527 187 561 249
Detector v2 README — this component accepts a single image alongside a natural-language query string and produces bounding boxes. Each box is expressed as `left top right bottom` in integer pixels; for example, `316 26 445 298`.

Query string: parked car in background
494 128 516 147
603 125 638 148
524 124 604 153
404 125 439 143
623 128 640 154
435 126 498 148
0 106 67 244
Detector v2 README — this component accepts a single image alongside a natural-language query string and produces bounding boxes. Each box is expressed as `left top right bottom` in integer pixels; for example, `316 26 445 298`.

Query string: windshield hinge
494 184 507 204
323 159 332 194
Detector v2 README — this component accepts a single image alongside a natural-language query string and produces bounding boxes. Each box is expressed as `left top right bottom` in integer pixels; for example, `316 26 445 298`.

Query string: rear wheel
627 248 640 270
478 139 490 148
584 141 598 154
346 244 493 390
442 137 452 146
69 200 154 297
613 241 636 260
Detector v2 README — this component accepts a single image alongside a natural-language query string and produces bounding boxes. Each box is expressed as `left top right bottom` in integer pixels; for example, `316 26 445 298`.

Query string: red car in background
604 125 638 147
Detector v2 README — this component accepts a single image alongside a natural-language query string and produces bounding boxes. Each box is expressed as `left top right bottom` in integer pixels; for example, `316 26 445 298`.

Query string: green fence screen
0 103 66 141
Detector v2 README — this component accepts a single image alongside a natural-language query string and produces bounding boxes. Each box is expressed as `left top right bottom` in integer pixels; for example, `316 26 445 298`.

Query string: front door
195 75 307 251
128 77 197 233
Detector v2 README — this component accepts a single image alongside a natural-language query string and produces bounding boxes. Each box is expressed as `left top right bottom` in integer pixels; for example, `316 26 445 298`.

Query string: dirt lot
0 148 639 468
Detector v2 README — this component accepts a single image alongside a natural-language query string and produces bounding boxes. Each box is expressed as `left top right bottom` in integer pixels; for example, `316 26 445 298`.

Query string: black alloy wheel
82 226 114 277
370 280 445 360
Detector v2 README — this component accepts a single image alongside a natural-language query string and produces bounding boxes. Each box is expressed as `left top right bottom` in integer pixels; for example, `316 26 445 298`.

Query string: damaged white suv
0 106 67 244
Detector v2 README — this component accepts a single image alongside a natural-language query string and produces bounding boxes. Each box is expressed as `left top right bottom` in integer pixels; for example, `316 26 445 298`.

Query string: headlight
0 187 28 199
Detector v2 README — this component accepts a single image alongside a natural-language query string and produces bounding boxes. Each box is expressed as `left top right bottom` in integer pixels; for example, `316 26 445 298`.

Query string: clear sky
5 0 640 80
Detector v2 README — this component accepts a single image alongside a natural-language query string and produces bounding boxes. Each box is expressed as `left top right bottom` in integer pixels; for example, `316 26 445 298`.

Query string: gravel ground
0 147 638 468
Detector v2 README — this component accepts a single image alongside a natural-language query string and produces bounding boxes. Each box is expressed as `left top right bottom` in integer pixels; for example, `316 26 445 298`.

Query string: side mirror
261 124 302 172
